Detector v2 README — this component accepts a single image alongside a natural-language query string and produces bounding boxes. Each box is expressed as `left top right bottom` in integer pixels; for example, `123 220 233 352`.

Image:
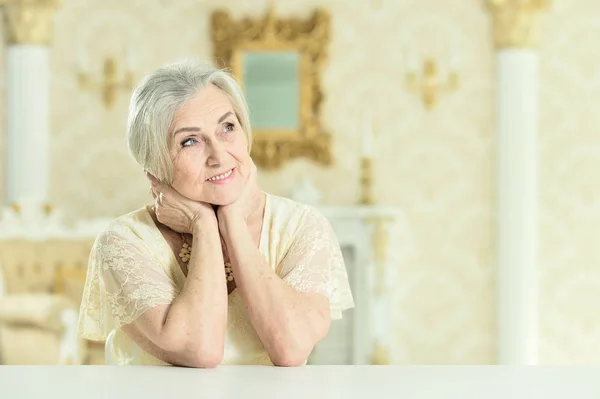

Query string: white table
1 365 600 399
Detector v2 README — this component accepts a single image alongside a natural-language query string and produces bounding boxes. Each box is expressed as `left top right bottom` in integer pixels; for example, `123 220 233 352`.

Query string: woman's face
168 85 250 205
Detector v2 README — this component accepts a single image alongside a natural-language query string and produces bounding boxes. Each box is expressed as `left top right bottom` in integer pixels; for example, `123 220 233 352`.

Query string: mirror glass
242 51 300 131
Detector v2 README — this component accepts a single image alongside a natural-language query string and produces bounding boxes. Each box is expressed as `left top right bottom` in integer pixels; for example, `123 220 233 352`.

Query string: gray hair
126 60 252 183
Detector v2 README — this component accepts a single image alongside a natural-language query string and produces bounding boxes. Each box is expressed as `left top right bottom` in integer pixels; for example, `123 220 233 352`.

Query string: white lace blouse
77 193 355 365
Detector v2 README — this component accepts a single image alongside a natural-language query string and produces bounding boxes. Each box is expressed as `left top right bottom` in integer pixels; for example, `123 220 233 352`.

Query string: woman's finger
154 192 164 205
149 177 177 200
152 188 159 201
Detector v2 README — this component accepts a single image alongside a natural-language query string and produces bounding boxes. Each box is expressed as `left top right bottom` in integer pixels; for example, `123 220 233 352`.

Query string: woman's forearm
221 219 330 366
163 219 228 365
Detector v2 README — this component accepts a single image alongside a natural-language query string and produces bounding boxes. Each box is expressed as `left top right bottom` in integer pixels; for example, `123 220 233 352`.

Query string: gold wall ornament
486 0 551 49
10 202 20 214
8 201 52 216
370 339 390 365
78 57 135 109
210 5 332 169
43 202 53 216
360 157 373 205
0 0 61 45
406 58 459 110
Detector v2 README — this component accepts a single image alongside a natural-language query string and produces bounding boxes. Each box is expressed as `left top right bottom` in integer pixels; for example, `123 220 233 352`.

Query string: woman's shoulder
94 206 154 245
265 193 329 229
267 193 311 217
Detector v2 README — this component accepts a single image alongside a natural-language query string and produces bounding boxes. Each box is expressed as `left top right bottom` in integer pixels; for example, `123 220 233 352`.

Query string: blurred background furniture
0 200 109 365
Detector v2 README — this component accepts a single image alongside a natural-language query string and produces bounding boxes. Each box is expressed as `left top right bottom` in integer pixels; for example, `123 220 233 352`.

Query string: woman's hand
217 161 261 226
146 171 217 234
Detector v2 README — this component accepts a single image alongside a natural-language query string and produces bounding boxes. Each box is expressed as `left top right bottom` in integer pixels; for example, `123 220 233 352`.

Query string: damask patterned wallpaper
46 0 496 365
538 0 600 364
0 0 597 364
0 16 5 203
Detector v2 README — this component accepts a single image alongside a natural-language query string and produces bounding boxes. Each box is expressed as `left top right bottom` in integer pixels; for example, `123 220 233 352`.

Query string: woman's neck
246 191 266 232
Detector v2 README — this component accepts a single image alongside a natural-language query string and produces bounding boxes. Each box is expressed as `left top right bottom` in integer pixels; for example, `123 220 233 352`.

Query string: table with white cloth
1 365 599 399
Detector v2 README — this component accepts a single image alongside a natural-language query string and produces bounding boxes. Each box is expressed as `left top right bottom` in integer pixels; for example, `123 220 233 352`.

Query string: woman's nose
206 141 225 167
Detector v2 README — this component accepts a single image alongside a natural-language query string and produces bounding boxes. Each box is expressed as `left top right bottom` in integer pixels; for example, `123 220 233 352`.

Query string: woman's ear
145 170 158 199
144 170 159 186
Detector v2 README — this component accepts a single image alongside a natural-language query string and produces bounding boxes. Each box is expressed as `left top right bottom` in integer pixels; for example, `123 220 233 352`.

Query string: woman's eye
224 123 235 133
181 137 197 147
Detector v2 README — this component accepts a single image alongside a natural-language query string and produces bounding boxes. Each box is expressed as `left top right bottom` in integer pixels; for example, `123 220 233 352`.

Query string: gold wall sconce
360 157 373 205
405 58 459 110
370 340 390 365
359 112 375 205
78 57 134 109
9 201 53 216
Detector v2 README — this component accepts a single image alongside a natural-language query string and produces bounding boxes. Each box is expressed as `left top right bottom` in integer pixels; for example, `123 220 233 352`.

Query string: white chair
104 329 118 365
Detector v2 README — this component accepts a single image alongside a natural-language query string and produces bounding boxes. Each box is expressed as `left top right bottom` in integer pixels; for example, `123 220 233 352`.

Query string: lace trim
278 207 355 319
78 223 176 340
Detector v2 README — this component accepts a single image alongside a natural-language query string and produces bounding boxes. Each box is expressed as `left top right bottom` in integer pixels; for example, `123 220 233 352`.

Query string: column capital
486 0 551 49
0 0 61 45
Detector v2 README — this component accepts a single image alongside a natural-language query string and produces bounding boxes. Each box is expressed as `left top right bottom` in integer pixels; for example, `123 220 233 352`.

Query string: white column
488 0 549 365
496 50 538 365
0 0 61 206
5 46 51 204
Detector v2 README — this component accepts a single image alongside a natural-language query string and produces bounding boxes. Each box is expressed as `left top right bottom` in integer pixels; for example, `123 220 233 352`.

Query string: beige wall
49 0 495 365
0 0 598 364
539 1 600 364
0 13 5 203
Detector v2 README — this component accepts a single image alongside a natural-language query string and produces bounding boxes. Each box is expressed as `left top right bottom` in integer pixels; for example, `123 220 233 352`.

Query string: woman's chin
201 191 241 206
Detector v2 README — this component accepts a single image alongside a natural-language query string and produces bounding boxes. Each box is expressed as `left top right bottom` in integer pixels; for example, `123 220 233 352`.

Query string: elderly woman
77 60 354 367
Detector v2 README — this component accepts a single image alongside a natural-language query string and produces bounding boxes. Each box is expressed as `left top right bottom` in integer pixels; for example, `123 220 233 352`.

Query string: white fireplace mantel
308 204 411 365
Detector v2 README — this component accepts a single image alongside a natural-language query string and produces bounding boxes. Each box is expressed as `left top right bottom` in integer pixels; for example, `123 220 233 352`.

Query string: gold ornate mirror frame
210 6 332 169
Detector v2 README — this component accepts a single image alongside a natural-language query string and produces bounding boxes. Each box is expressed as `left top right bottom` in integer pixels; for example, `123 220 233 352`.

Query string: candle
362 111 374 158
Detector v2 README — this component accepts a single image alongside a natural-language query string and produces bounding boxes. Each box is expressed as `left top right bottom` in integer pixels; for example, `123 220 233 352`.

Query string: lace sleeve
77 226 177 341
277 207 355 320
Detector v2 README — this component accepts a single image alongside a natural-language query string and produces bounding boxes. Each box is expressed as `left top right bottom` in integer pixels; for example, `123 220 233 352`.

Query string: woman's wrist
191 216 219 237
218 214 246 238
